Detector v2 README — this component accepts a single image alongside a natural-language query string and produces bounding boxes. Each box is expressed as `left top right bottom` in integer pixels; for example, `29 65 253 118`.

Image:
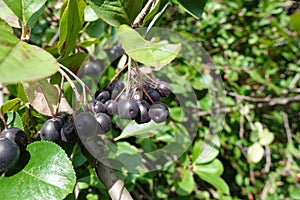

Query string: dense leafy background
0 0 299 199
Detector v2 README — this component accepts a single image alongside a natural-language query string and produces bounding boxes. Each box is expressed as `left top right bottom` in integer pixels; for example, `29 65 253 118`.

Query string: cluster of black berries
89 80 171 130
40 116 78 143
0 127 27 172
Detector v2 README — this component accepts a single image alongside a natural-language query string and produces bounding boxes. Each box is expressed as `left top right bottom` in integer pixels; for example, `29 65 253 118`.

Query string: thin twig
283 112 293 144
55 75 65 116
132 0 155 27
58 68 81 117
227 91 300 105
126 57 132 98
59 64 94 109
0 111 7 130
105 63 128 89
264 146 271 173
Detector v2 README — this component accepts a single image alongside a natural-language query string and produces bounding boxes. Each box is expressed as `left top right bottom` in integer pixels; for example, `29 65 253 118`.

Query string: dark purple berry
94 100 106 113
1 127 27 150
0 138 20 172
111 81 125 100
144 88 161 103
40 118 62 142
60 122 78 143
105 100 118 116
135 100 151 124
95 89 110 103
149 102 169 123
75 112 101 138
118 99 139 120
156 81 171 97
95 113 111 134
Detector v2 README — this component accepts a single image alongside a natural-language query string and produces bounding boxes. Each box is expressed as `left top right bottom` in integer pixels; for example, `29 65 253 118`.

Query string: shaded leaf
0 1 20 28
0 28 58 84
58 0 85 57
194 170 230 195
118 25 181 68
6 111 23 130
194 159 224 176
196 135 220 164
87 0 143 27
0 98 21 114
23 80 59 117
247 142 264 163
3 0 46 27
291 12 300 33
172 0 207 19
114 121 165 141
175 168 195 196
0 141 76 199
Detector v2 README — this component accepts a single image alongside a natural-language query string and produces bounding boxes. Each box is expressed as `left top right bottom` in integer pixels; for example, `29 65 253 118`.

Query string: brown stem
106 63 128 89
80 140 133 200
55 75 65 116
0 111 7 130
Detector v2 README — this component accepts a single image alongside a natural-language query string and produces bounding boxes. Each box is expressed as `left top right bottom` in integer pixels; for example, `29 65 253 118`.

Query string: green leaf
58 0 85 57
0 28 59 84
194 170 230 195
118 25 181 68
0 141 76 199
258 129 274 146
247 142 264 163
172 0 207 19
0 1 20 28
291 12 300 33
196 135 220 164
59 52 88 73
87 0 143 27
23 80 59 117
193 159 224 176
6 111 23 130
175 168 195 196
0 98 21 114
114 120 165 141
2 0 46 27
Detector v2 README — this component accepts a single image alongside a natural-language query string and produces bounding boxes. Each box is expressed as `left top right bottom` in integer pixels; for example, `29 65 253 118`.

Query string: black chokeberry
1 127 27 150
149 102 169 123
94 100 106 113
144 88 161 103
60 122 78 143
118 99 139 120
40 118 62 142
0 138 20 172
111 81 125 100
75 112 101 137
156 81 171 97
135 100 151 124
104 100 118 116
95 113 111 134
95 89 110 103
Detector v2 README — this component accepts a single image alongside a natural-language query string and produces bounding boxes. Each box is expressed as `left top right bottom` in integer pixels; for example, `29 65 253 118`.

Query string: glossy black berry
0 138 20 172
60 122 78 143
95 89 110 103
144 88 161 103
111 81 125 100
94 100 106 113
75 112 101 138
95 113 111 134
118 99 139 120
40 118 62 142
105 100 118 115
156 81 171 97
149 102 169 123
1 127 28 150
135 100 151 124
